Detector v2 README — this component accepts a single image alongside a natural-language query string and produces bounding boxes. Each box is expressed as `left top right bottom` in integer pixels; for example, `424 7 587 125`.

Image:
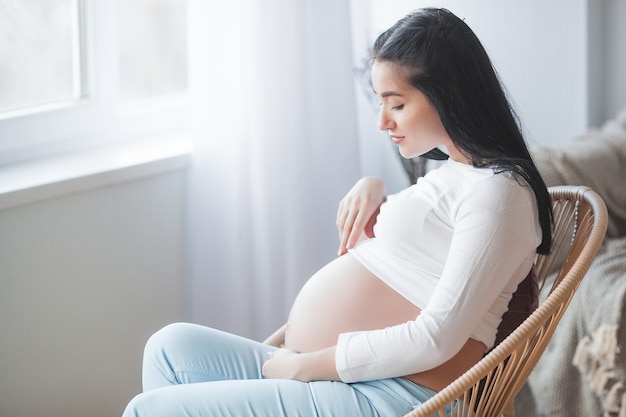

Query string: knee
142 322 197 388
144 322 193 359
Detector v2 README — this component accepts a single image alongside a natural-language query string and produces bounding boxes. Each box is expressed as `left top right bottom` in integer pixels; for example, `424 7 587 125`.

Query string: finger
338 207 359 255
336 201 352 252
261 361 271 378
346 209 369 250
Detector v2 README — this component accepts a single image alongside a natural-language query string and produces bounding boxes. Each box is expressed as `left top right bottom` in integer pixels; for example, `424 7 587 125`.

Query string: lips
387 129 404 145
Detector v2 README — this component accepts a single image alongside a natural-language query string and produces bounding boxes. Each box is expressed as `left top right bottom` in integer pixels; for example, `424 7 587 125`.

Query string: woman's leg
141 322 271 390
123 377 381 417
124 322 440 417
125 322 379 417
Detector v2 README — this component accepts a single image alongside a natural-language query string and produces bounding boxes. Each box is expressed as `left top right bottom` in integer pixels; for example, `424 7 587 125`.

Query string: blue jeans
122 322 440 417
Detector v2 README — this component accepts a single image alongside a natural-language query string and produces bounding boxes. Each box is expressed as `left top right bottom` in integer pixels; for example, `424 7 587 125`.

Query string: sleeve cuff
336 331 372 383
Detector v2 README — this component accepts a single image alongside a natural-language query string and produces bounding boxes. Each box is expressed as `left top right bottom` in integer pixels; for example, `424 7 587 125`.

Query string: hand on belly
284 253 421 353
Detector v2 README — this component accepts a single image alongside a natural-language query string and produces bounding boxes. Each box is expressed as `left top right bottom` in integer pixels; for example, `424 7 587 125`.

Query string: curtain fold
187 0 360 340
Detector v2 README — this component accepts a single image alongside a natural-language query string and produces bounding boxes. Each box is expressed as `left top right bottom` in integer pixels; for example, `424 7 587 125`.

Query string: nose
378 108 395 131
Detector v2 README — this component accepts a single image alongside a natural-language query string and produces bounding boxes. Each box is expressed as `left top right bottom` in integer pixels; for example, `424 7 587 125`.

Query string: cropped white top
336 159 542 383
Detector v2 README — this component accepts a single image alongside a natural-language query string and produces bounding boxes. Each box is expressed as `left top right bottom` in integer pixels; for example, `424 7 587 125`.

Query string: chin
398 148 420 160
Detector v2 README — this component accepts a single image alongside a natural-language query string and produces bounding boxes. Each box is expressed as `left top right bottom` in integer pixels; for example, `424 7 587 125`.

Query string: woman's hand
262 348 301 380
262 347 340 382
336 177 387 255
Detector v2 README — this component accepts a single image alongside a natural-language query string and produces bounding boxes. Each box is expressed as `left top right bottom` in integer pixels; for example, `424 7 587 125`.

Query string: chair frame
264 185 608 417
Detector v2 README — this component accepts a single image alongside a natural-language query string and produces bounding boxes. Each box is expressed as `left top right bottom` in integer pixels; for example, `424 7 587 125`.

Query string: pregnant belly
284 253 421 353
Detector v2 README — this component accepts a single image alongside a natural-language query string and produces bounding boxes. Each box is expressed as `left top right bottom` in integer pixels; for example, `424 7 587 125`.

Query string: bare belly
284 253 486 391
285 253 420 353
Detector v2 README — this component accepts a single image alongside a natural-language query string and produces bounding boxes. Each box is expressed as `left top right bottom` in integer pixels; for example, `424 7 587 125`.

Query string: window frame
0 0 190 166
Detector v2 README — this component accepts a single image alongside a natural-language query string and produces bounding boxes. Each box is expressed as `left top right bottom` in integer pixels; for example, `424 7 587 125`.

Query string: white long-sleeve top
337 159 542 383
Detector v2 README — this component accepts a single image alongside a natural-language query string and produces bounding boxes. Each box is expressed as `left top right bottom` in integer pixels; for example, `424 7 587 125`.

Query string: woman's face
371 60 465 162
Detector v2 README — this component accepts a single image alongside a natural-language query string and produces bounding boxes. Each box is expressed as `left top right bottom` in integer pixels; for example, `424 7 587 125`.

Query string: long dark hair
373 8 552 254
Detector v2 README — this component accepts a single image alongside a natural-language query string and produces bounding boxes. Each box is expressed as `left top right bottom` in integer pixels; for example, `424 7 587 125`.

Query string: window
0 0 189 166
0 0 84 114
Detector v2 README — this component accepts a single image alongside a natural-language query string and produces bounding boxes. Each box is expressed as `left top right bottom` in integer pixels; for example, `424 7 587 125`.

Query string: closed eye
391 104 404 111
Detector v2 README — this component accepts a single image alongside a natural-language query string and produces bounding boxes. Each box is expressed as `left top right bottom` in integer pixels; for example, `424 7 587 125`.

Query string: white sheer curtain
187 0 360 340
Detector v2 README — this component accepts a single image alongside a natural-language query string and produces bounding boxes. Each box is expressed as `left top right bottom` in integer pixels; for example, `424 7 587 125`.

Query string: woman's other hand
262 347 340 382
262 348 301 380
336 177 386 255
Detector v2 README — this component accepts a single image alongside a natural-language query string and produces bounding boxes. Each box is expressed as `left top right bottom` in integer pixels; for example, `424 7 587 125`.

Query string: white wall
0 171 187 417
589 0 626 127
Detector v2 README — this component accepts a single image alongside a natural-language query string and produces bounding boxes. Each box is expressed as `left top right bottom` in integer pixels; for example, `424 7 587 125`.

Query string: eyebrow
379 91 404 98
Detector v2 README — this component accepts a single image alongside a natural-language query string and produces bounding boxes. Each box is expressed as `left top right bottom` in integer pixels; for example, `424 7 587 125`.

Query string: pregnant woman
123 8 553 417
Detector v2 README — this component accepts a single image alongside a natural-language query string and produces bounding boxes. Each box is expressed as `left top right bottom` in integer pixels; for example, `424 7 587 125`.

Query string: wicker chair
264 185 608 417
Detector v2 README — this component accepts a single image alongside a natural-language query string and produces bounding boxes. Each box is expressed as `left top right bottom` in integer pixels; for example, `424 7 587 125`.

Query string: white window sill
0 137 192 211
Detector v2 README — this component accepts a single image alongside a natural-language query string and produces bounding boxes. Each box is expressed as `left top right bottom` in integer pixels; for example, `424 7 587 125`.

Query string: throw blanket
518 237 626 417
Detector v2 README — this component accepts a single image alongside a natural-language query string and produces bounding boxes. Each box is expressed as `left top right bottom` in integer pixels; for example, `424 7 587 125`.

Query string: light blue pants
122 322 440 417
